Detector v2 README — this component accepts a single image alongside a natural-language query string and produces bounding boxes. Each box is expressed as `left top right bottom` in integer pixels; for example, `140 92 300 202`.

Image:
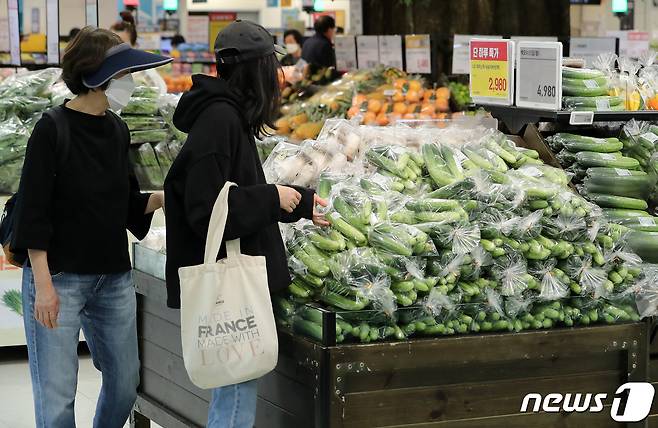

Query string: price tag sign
85 0 98 27
516 41 562 111
356 35 380 69
7 0 20 66
569 111 594 125
378 35 403 69
405 34 431 74
469 39 514 106
335 36 357 71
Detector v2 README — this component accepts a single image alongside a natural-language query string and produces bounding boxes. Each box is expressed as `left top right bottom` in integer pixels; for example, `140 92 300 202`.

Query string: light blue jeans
22 267 139 428
208 380 258 428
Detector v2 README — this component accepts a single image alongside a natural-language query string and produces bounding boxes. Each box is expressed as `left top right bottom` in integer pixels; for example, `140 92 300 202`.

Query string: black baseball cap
214 20 285 64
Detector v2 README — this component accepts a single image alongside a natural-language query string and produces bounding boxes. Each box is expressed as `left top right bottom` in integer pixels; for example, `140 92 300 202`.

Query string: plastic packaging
530 259 570 301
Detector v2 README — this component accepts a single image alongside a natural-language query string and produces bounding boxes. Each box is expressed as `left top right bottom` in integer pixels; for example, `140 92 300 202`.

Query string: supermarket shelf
484 105 658 133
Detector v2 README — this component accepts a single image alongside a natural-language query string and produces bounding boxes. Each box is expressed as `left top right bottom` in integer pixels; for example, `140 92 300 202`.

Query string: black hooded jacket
163 74 315 309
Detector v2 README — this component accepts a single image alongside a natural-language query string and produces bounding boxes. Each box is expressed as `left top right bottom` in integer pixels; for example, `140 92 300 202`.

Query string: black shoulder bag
0 106 71 267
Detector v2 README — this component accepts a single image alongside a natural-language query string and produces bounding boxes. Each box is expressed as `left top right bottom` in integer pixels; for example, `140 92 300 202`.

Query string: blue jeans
22 268 139 428
208 380 258 428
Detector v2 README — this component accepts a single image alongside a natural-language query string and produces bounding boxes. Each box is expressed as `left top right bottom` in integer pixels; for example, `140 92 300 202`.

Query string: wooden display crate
130 268 650 428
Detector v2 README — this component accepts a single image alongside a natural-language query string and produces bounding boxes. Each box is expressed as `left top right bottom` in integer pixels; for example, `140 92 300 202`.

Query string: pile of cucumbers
272 125 652 344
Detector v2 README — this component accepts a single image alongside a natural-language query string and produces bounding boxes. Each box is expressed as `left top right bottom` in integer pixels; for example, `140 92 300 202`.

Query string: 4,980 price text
537 85 556 98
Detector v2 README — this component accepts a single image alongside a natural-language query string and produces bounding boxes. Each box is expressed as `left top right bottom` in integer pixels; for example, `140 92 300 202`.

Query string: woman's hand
276 185 302 213
146 191 165 214
34 278 59 329
313 195 330 227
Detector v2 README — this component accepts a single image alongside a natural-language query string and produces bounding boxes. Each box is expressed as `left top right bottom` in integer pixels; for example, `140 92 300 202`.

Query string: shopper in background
68 27 80 42
164 20 327 427
12 27 171 428
302 15 336 68
280 29 304 66
171 34 186 49
111 10 138 47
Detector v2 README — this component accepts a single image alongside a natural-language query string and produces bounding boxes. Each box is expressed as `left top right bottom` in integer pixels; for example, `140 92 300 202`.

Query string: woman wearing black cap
11 27 171 428
164 20 327 427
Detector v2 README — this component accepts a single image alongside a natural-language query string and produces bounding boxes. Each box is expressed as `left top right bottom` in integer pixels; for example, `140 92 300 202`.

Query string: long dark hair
216 53 281 138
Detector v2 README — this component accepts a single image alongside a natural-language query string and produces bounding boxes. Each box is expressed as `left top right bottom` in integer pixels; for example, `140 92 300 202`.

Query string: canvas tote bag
179 182 278 389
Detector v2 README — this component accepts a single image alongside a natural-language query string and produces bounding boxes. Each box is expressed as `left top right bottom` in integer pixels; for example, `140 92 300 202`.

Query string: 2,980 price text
488 77 507 91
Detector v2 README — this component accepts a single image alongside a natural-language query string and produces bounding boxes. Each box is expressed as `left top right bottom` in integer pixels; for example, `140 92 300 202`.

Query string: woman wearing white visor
11 27 171 428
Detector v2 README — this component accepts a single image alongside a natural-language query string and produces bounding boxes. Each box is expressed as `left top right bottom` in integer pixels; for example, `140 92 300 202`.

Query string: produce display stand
486 106 658 134
130 245 651 428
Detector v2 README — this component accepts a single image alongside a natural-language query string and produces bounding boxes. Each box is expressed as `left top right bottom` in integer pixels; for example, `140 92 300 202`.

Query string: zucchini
627 231 658 263
562 138 623 153
562 76 608 87
562 85 609 97
562 95 624 108
293 318 323 341
603 208 653 219
575 152 640 169
585 193 648 210
562 67 605 79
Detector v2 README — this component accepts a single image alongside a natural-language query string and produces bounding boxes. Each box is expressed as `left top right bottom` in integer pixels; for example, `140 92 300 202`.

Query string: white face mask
285 43 300 54
105 74 135 112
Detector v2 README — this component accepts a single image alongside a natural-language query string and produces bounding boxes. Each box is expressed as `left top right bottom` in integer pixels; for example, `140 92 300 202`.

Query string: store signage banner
569 37 617 67
209 12 237 50
405 34 431 74
356 35 379 69
335 36 357 71
378 35 403 69
46 0 59 64
187 15 209 45
7 0 20 66
607 31 649 58
350 0 363 35
469 39 514 106
85 0 98 27
516 41 562 111
452 34 502 75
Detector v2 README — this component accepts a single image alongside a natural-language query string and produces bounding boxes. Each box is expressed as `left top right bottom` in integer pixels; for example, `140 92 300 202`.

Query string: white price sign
356 36 379 70
405 34 431 74
378 35 403 69
569 37 617 67
85 0 98 27
335 36 357 71
46 0 59 64
516 41 562 111
8 0 20 66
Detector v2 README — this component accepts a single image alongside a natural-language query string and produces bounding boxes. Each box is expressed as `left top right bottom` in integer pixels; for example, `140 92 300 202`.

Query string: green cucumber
326 212 367 246
585 193 648 210
562 85 609 97
562 67 605 79
405 198 460 212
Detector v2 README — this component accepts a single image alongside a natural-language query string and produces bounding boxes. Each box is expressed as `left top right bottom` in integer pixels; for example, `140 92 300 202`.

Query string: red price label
470 40 512 102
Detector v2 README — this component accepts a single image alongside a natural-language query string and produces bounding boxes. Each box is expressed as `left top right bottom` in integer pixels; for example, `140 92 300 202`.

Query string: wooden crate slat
255 396 312 428
134 395 203 428
140 340 210 401
341 370 622 426
138 292 181 327
139 368 209 427
139 310 183 358
342 352 623 393
381 406 619 428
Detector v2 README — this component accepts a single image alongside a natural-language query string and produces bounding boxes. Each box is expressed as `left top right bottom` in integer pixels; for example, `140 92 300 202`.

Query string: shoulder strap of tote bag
204 181 242 264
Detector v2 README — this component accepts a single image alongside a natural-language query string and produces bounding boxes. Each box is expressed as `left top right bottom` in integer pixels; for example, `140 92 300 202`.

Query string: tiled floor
0 347 161 428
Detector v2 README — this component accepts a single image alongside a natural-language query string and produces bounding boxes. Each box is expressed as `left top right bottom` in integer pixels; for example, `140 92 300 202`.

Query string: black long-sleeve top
12 104 153 274
163 75 315 309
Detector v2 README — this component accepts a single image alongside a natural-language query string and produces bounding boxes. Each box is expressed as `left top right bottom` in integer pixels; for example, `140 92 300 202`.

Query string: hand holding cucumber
313 194 330 227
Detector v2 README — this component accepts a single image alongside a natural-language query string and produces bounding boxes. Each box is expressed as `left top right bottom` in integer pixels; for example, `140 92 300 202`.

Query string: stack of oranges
163 75 193 93
347 78 451 126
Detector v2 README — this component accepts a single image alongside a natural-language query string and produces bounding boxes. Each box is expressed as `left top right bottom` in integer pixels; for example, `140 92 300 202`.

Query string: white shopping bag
179 182 278 389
